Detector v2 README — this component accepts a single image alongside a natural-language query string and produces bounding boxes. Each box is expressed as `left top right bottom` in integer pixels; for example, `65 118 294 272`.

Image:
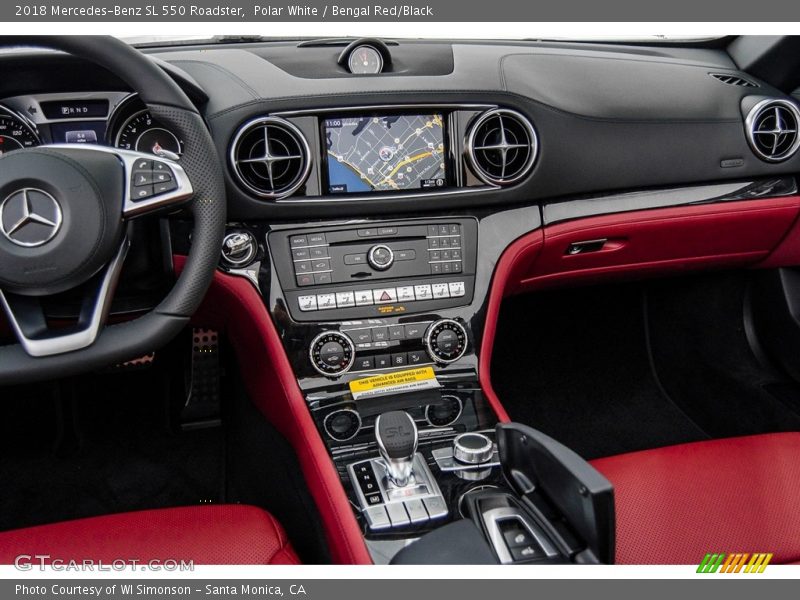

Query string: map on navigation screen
324 114 447 194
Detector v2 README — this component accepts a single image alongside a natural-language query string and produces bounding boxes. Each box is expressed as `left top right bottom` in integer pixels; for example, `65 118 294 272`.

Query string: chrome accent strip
0 238 130 357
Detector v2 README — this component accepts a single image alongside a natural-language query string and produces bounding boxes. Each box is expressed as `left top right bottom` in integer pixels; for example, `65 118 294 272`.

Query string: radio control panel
269 218 477 322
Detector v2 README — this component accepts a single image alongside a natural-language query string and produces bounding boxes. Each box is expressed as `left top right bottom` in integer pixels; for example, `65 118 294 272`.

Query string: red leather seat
591 432 800 565
0 505 300 565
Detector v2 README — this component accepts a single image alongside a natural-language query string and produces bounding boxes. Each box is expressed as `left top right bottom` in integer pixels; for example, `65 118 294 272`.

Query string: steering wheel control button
309 331 355 377
368 244 395 271
453 432 494 465
425 319 468 364
129 160 176 202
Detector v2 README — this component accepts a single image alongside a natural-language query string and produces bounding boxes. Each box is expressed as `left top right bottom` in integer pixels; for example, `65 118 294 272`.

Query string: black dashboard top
1 37 798 220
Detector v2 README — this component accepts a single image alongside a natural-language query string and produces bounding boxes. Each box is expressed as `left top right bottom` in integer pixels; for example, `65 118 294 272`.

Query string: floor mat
646 273 800 438
0 361 224 532
491 283 709 460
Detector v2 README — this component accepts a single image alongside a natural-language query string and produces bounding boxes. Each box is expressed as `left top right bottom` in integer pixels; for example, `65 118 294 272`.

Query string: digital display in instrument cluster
324 114 447 194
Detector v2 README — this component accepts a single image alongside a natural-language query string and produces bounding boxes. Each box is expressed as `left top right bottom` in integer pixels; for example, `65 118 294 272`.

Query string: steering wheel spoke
0 238 130 357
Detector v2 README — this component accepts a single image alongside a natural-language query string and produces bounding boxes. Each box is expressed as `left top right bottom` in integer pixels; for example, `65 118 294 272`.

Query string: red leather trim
591 433 800 565
519 196 800 294
478 229 544 423
174 256 371 565
478 196 800 424
0 505 300 565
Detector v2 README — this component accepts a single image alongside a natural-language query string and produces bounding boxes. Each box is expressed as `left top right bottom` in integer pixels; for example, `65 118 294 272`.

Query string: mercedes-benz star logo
0 188 62 247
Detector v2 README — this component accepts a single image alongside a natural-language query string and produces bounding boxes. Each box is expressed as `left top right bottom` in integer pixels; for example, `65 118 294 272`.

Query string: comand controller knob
453 432 494 465
367 244 394 271
424 319 468 364
309 331 356 377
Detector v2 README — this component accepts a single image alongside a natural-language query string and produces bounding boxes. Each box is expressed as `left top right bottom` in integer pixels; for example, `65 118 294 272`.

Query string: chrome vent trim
745 99 800 163
465 108 537 186
230 116 311 199
710 73 758 88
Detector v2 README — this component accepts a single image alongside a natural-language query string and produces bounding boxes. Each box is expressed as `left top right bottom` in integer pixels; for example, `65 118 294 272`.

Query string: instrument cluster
0 92 182 158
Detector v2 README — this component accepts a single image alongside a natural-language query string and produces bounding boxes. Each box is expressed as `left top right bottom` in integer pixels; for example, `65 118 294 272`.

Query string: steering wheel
0 36 226 385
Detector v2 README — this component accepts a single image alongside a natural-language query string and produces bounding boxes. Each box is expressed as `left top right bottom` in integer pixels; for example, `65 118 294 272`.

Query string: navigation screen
324 114 447 194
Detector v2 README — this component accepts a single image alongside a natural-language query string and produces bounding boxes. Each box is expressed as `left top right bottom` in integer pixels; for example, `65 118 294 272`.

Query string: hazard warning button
372 288 398 304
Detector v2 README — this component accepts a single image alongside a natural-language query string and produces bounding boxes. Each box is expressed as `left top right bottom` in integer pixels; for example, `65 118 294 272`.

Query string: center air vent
745 99 800 163
466 108 537 186
230 116 311 199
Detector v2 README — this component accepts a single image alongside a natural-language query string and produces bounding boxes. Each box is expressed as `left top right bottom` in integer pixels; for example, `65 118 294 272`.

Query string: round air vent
745 99 800 163
230 116 311 199
466 108 538 186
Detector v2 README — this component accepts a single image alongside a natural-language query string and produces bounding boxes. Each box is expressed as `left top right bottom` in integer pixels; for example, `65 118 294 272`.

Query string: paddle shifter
375 410 418 487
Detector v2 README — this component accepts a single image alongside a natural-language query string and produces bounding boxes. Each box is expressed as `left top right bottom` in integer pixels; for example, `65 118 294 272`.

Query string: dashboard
0 92 182 158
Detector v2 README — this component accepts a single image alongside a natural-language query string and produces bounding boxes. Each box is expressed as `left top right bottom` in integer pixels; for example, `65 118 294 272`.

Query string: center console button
375 354 391 369
389 325 405 340
414 285 433 301
292 248 310 260
404 499 429 524
298 295 317 312
432 283 450 298
317 294 336 310
373 288 397 304
386 503 410 527
355 290 374 306
372 327 389 342
364 506 391 530
395 249 416 261
391 353 407 367
344 253 367 265
310 247 329 259
295 260 312 273
408 350 427 365
396 286 415 302
297 274 314 287
355 356 375 370
350 329 372 344
377 227 397 236
290 235 308 248
502 524 537 550
449 281 466 297
308 233 326 245
336 291 356 308
314 273 331 285
404 323 425 339
422 496 448 520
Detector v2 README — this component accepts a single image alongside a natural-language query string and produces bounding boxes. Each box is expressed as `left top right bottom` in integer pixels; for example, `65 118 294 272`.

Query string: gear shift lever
375 410 418 487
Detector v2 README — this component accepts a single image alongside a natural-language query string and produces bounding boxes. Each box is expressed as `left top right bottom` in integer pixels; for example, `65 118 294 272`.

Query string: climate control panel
308 318 470 378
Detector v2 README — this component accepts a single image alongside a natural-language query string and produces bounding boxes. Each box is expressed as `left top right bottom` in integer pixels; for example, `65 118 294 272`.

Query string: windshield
121 34 718 46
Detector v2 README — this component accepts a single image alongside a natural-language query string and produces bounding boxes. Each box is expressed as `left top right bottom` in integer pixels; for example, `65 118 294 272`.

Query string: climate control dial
309 331 355 377
424 319 468 364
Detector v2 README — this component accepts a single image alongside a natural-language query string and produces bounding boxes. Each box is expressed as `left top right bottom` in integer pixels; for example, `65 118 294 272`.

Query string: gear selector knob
375 410 418 487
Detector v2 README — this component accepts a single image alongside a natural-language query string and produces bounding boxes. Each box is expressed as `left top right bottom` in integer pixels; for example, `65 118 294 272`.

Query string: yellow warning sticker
349 366 440 400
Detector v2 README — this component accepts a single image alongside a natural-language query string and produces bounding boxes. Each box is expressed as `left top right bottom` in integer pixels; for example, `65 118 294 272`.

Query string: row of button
298 281 466 312
365 497 449 530
354 350 430 371
130 159 177 201
347 322 426 344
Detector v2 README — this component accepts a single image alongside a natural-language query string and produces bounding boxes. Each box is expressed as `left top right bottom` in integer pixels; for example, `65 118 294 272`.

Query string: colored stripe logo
697 553 773 573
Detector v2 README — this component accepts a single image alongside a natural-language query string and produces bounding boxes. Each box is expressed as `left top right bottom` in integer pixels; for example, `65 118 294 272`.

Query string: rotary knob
453 432 494 465
424 319 468 364
309 331 355 377
220 231 257 267
367 244 394 271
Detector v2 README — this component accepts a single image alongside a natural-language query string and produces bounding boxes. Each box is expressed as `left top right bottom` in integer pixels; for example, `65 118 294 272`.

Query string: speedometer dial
0 110 39 156
115 110 182 156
